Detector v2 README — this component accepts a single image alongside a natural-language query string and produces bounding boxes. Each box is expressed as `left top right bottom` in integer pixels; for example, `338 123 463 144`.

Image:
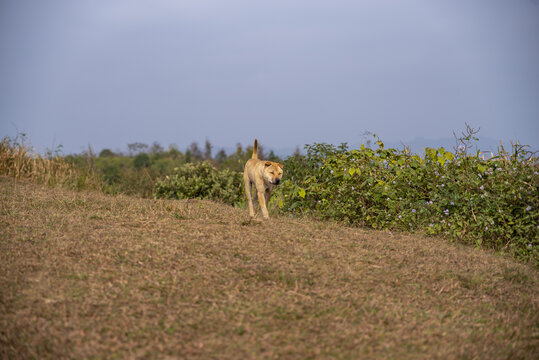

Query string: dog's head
263 161 284 185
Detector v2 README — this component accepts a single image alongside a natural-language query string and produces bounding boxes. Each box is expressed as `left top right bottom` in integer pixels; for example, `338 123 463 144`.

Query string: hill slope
1 176 538 359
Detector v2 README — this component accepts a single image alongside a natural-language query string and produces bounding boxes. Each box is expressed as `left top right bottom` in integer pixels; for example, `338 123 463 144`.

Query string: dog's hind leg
244 174 255 218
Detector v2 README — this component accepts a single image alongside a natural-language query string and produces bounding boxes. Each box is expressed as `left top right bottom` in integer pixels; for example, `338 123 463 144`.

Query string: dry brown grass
1 176 538 359
0 137 102 190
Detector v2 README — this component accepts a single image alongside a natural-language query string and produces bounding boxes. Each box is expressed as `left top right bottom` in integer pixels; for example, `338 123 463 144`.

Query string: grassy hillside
1 176 538 359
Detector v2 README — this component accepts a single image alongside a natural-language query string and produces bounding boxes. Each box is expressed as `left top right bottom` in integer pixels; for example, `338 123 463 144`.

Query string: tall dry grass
0 136 103 190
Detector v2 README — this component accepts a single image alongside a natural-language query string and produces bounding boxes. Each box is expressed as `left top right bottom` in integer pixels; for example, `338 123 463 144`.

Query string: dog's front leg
264 188 271 207
257 188 269 219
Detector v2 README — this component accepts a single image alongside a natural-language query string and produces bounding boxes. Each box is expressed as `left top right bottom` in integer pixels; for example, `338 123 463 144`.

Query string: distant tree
231 143 253 171
134 153 151 169
256 144 265 160
215 149 227 163
150 141 164 154
267 150 282 163
128 142 149 155
99 149 115 158
204 139 213 160
188 142 203 161
168 144 182 159
235 143 243 156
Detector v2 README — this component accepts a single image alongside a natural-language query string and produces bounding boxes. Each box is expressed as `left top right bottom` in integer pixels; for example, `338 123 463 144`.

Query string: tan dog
244 139 284 219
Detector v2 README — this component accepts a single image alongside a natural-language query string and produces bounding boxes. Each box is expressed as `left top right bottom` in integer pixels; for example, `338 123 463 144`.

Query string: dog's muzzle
274 178 281 185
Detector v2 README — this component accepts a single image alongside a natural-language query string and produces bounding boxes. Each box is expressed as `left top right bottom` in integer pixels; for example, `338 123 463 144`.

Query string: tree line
65 139 284 197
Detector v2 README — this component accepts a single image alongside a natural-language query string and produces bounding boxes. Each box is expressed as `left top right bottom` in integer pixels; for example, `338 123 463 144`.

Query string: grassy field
1 176 538 359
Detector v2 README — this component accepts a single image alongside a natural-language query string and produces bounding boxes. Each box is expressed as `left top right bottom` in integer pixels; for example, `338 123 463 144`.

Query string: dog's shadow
240 217 265 226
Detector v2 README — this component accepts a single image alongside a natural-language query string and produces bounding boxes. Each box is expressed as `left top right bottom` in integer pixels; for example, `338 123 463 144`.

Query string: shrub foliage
154 161 244 206
273 136 538 264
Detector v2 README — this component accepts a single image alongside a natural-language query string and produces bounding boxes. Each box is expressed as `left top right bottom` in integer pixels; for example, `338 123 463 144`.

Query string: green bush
134 153 150 169
273 137 538 264
99 149 115 158
153 161 244 206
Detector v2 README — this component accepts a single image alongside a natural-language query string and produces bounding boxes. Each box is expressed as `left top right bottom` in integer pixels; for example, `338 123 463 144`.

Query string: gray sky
1 0 538 155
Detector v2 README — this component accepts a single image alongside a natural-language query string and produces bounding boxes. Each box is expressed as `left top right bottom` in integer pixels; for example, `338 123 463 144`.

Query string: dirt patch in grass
1 176 538 359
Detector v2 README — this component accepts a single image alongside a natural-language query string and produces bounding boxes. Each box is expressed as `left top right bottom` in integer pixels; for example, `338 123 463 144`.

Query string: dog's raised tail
252 139 258 159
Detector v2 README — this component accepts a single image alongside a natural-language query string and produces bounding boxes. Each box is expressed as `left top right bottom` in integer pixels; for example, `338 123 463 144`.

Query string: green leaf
298 188 306 198
425 147 436 159
348 168 356 176
438 156 446 166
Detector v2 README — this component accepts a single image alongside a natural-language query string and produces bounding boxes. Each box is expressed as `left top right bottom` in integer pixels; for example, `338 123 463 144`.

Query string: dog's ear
276 163 284 169
264 161 272 167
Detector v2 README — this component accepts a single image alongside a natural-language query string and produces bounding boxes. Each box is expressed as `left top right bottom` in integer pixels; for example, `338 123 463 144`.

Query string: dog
243 139 284 219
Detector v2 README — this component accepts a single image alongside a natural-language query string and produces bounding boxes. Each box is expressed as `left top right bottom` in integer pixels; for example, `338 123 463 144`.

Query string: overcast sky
1 0 538 155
